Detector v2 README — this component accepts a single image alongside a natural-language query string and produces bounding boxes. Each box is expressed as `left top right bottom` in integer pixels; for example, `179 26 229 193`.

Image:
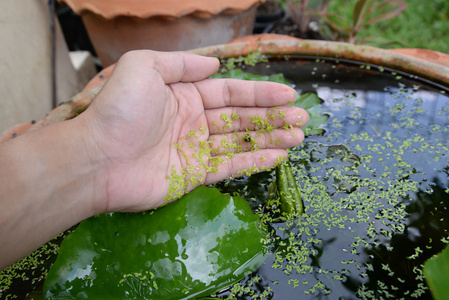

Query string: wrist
65 115 109 216
0 117 107 268
27 118 106 219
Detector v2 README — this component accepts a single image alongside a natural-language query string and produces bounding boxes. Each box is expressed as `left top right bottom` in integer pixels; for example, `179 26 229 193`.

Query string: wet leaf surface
43 186 267 299
424 244 449 300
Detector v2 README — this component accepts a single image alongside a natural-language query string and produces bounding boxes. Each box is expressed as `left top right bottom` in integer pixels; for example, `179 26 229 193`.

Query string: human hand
79 50 308 213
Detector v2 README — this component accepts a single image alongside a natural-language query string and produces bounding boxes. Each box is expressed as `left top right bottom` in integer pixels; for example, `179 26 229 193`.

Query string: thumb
114 50 220 84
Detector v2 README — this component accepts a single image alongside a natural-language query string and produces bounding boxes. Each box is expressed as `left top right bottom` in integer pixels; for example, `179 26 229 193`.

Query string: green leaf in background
424 244 449 300
289 93 329 136
353 0 369 28
43 186 267 299
212 69 328 137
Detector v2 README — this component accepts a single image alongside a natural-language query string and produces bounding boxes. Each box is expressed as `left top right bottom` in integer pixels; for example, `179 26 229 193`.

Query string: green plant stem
275 161 304 217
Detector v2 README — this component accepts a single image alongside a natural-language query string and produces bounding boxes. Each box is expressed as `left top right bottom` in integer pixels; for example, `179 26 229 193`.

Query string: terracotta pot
191 34 449 87
60 0 264 67
2 34 449 143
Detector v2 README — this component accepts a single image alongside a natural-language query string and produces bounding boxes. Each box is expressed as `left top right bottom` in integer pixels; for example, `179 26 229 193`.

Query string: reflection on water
214 58 449 299
1 57 448 299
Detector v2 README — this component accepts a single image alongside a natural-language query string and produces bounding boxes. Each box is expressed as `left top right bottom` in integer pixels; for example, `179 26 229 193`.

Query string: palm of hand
82 51 307 213
88 77 213 211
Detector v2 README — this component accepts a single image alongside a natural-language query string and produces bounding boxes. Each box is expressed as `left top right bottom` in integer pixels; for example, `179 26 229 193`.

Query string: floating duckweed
187 130 197 138
221 114 233 131
0 231 71 299
212 62 449 299
165 166 189 201
164 109 291 201
219 48 268 73
237 166 253 177
6 56 449 299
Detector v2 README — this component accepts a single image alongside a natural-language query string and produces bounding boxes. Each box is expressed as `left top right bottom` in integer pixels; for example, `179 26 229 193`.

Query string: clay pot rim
190 34 449 89
2 34 449 143
60 0 265 20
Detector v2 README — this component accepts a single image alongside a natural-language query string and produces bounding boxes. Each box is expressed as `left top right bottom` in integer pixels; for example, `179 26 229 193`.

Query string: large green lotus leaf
424 244 449 300
43 186 267 299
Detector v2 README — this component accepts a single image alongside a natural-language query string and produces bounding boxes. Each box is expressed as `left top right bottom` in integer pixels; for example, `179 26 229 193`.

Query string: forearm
0 118 105 269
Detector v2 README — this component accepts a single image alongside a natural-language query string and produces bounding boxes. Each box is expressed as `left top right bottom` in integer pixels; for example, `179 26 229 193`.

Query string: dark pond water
212 57 449 299
1 57 448 300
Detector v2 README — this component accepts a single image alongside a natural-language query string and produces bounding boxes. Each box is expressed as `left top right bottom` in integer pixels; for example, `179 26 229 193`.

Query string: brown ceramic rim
1 35 449 142
191 36 449 89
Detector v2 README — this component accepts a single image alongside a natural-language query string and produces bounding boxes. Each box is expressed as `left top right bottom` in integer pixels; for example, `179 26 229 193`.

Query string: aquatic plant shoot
211 58 449 299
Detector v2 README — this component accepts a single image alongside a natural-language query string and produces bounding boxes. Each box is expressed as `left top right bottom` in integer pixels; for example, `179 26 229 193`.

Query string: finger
208 128 304 156
206 106 308 134
204 149 288 184
115 50 220 84
193 78 297 109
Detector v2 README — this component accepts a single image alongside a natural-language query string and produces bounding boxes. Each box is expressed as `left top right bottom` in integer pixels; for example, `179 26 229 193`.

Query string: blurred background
0 0 447 133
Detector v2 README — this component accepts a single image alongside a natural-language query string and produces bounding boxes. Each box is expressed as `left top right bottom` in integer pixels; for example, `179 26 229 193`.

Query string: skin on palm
0 50 308 269
84 51 308 212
